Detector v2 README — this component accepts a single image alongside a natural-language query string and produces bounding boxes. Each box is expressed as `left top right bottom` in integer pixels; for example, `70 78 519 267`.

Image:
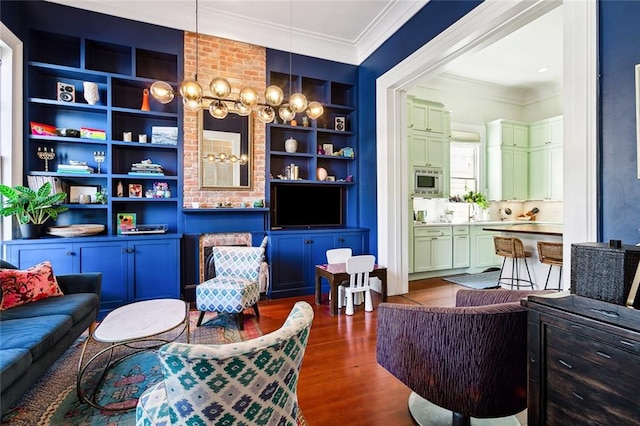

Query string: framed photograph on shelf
151 126 178 145
128 183 142 198
69 185 98 203
322 144 334 155
117 213 136 235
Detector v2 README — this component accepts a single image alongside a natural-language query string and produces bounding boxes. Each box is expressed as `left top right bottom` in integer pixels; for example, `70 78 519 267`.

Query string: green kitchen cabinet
487 146 528 201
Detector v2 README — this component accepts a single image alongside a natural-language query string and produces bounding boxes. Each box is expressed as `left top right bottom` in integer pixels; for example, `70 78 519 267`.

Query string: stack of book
57 164 94 174
128 162 164 176
27 175 66 203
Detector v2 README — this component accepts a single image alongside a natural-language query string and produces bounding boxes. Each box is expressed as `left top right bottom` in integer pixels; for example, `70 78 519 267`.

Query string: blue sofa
0 260 102 416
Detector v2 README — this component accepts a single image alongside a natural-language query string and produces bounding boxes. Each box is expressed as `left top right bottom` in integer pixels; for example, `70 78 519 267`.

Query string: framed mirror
199 110 253 189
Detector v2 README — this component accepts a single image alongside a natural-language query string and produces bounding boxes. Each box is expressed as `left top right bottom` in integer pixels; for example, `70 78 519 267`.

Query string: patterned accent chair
196 246 264 330
136 301 314 426
376 289 549 426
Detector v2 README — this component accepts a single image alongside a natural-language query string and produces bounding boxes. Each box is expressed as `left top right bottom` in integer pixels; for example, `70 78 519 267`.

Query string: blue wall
357 0 482 254
599 0 640 244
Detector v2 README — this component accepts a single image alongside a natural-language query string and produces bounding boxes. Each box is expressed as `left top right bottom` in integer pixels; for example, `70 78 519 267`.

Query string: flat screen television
271 184 344 229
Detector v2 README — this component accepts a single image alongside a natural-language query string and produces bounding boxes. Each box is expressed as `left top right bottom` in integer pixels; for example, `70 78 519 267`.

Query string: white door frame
376 0 598 295
1 23 24 243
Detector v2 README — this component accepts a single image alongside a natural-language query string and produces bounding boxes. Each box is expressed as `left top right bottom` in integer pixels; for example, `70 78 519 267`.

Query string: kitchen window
449 130 481 197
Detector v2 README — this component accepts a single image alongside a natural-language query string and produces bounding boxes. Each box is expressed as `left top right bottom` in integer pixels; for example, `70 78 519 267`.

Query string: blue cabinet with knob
3 235 181 318
268 229 368 298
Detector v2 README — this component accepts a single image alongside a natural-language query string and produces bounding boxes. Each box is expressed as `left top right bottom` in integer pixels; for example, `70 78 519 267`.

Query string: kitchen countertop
481 223 563 236
413 220 561 228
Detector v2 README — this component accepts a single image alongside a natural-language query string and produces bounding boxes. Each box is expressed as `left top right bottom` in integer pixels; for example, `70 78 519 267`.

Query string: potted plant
462 190 489 221
0 183 68 238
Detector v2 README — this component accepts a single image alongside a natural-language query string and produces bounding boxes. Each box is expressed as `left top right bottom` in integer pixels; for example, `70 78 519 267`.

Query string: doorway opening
376 0 597 295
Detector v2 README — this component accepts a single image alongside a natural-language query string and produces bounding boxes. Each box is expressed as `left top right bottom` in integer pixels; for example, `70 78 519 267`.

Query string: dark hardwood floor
254 277 462 426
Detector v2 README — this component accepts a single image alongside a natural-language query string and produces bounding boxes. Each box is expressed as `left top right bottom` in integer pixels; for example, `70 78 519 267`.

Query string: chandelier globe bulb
278 104 295 122
234 102 252 116
183 97 201 112
306 101 324 120
150 81 175 104
239 87 259 107
179 79 203 102
265 85 285 106
209 100 228 119
289 92 308 113
257 106 276 123
210 77 232 99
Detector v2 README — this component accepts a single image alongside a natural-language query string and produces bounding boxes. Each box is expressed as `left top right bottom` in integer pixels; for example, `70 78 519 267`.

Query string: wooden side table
315 263 387 316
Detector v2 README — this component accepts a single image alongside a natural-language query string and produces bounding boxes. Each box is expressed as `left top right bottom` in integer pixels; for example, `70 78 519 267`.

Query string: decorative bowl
48 224 105 237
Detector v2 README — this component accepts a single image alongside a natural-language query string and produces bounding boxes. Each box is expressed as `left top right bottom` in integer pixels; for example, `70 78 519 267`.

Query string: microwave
414 167 443 197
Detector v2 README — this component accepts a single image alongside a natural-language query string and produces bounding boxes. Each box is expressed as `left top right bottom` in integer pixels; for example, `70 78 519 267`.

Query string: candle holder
37 147 55 172
93 151 106 174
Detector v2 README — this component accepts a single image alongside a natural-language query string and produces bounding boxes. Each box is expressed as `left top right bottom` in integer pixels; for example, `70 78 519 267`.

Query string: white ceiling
46 0 562 91
46 0 427 65
439 5 563 91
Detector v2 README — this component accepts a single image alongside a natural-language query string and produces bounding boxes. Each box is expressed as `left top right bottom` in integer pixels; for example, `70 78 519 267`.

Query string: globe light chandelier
149 0 323 125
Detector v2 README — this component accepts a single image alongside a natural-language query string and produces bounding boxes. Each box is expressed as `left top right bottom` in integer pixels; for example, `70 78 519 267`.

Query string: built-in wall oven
414 167 443 197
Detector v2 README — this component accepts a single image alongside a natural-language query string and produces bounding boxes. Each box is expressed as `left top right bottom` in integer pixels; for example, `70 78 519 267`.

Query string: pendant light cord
288 0 292 98
195 0 199 81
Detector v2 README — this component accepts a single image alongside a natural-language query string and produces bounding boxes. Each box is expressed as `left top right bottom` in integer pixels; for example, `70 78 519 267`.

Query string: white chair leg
345 291 354 315
354 292 363 305
364 289 373 312
337 286 344 309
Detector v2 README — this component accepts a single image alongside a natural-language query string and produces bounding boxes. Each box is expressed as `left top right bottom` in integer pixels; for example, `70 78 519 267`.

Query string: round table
76 298 189 411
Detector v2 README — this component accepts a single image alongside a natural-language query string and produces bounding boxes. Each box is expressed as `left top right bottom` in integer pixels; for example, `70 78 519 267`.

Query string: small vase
317 167 328 181
141 88 150 111
19 223 42 239
284 137 298 153
83 82 99 105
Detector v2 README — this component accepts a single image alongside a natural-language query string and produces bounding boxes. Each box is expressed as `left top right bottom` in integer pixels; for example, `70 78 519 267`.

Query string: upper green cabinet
409 131 444 168
407 98 449 169
486 116 563 201
486 119 529 148
408 98 446 134
528 116 563 201
529 116 563 148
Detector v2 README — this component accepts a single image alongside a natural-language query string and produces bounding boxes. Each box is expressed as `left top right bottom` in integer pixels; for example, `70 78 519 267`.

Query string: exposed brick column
182 32 266 208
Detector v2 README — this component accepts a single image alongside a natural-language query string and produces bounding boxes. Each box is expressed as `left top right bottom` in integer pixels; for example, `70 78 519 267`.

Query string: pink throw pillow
0 261 64 310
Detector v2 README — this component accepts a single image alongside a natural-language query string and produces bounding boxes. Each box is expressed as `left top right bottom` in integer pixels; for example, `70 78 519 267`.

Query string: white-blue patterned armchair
136 301 314 426
196 246 264 330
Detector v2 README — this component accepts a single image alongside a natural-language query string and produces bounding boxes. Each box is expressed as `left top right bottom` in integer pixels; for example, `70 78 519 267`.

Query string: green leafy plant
0 183 68 225
462 190 489 210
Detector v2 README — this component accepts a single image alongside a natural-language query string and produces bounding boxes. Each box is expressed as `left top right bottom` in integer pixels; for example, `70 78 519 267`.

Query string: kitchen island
481 223 562 237
482 223 564 289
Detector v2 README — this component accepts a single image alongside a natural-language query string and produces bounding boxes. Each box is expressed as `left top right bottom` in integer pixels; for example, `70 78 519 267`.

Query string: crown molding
412 73 562 106
44 0 426 65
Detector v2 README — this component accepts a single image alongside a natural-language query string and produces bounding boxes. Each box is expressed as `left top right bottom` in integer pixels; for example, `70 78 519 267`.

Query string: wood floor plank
254 279 464 425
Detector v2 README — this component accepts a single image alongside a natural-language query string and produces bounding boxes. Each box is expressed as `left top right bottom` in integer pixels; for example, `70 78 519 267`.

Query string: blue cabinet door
335 232 368 255
269 229 369 298
76 241 128 316
6 243 75 273
129 238 180 301
269 234 307 298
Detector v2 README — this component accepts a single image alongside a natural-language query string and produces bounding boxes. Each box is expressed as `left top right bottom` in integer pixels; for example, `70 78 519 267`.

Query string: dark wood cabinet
523 294 640 425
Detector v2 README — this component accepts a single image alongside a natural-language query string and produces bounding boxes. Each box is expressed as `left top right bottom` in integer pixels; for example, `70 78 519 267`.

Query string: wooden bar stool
537 241 563 290
494 237 535 289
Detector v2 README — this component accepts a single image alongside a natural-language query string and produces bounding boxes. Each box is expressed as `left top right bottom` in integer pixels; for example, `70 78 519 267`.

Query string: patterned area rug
1 311 309 425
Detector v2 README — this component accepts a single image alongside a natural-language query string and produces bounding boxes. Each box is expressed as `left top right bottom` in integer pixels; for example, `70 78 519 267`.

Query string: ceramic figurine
285 137 298 153
83 82 99 105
